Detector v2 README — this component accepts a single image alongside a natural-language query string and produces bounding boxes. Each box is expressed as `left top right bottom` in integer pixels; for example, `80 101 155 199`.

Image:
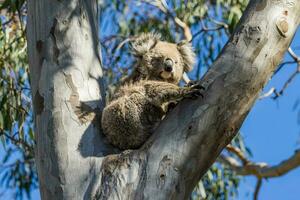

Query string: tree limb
226 144 249 165
219 150 300 178
260 47 300 99
274 66 300 99
95 1 300 199
192 19 229 41
288 47 300 63
141 0 193 41
254 178 262 200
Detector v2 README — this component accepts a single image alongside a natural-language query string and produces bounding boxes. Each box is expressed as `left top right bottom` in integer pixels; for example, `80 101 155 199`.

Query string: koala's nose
164 58 173 72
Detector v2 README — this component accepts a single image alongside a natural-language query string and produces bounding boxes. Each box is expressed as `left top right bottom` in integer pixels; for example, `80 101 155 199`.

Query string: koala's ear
130 33 161 57
177 41 196 72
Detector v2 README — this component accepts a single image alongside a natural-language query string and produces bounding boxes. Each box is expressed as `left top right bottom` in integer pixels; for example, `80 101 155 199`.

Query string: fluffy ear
177 41 196 72
131 33 161 56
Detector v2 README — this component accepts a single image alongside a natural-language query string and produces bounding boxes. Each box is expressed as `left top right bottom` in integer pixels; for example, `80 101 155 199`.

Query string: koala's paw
182 81 205 99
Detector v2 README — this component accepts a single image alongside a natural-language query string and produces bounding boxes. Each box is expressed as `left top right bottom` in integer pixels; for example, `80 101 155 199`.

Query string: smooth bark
26 0 300 199
219 150 300 178
27 1 111 199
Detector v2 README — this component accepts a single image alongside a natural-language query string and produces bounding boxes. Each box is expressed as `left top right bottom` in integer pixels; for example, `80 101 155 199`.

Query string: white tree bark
26 0 300 199
27 1 112 199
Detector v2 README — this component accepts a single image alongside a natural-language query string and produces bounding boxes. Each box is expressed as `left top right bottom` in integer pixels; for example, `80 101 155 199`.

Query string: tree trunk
26 1 110 199
26 0 300 199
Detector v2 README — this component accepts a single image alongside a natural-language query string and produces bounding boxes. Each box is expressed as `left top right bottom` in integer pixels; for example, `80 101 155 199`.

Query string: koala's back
101 82 165 149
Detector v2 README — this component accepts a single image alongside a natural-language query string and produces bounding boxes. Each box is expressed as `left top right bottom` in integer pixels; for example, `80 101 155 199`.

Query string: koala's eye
151 58 161 66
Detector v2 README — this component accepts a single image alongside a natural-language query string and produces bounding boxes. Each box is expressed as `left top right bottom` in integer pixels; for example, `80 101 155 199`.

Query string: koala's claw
187 80 205 90
182 81 205 99
167 102 177 112
183 88 204 99
186 80 197 87
190 90 204 98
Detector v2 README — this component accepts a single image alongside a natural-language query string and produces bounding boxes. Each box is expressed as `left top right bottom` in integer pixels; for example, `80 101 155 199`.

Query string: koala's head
131 33 195 84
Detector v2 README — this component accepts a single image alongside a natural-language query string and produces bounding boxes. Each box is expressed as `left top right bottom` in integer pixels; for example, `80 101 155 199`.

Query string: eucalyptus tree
1 0 300 199
26 0 300 199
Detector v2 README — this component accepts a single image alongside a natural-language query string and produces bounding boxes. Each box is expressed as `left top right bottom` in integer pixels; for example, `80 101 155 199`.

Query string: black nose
164 59 173 72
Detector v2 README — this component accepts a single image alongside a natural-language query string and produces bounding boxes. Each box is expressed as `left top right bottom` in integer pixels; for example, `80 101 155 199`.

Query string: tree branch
259 47 300 99
219 150 300 178
94 1 300 199
259 87 276 99
141 0 192 41
272 48 300 99
192 19 229 41
288 47 300 63
226 144 249 165
254 178 262 200
274 66 300 99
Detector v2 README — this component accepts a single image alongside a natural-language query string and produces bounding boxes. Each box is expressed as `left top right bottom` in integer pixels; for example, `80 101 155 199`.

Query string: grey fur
101 33 198 149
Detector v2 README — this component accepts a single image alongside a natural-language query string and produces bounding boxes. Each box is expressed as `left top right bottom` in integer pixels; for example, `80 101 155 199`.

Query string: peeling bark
26 0 300 200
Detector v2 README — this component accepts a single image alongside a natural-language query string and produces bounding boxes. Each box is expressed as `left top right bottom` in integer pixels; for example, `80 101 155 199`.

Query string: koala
101 33 202 150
